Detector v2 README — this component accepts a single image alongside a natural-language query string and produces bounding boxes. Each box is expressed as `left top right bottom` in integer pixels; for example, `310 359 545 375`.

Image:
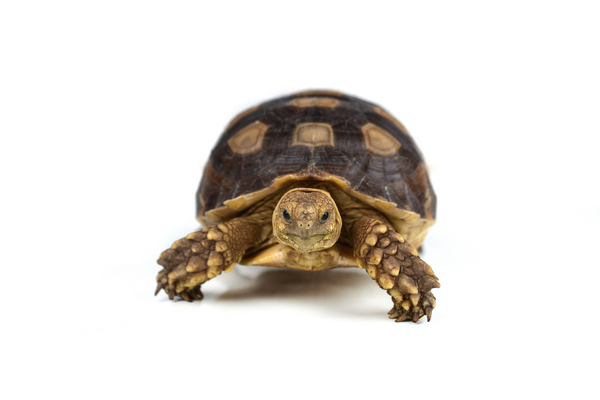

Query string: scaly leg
155 218 268 301
352 217 440 322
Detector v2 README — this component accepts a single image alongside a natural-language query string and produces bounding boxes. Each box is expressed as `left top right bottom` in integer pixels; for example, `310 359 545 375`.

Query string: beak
293 234 324 249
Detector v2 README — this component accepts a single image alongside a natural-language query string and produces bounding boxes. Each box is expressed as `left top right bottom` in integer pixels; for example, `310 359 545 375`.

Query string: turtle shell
196 90 436 248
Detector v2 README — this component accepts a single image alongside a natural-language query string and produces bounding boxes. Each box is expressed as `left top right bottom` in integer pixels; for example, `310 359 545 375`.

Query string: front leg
352 217 440 322
155 218 267 301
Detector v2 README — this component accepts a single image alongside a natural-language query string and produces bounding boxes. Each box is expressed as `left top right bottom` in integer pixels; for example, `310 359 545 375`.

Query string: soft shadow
219 268 366 301
216 267 389 319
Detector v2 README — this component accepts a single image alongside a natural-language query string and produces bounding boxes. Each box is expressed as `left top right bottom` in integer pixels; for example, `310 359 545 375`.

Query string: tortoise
155 90 439 322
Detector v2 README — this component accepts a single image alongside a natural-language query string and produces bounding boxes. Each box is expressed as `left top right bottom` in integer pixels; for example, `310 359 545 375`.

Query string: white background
1 1 599 399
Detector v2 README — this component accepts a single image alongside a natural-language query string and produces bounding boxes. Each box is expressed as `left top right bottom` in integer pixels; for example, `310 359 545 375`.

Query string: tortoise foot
154 280 204 302
155 224 240 300
354 218 440 322
387 290 437 323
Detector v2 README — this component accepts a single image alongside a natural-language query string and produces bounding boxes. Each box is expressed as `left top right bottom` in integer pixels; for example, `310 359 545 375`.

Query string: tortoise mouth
289 234 326 249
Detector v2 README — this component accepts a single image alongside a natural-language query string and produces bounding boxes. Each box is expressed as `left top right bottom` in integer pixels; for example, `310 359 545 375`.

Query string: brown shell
196 90 436 247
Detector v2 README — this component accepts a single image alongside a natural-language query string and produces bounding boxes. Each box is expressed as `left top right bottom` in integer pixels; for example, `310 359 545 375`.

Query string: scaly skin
352 217 440 322
155 219 267 300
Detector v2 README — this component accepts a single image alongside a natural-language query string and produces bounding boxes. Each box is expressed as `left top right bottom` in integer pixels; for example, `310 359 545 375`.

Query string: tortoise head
273 188 342 253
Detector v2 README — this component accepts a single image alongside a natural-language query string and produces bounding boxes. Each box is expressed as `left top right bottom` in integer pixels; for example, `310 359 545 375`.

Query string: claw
426 306 433 322
412 310 420 323
154 281 164 296
168 289 175 300
395 311 409 323
189 290 200 300
180 292 191 302
197 288 204 300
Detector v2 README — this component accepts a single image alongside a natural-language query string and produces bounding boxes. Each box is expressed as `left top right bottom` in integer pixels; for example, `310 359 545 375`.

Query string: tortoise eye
320 212 329 223
283 209 291 222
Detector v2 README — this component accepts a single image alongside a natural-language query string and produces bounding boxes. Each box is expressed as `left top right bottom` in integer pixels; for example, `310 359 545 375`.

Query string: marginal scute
289 97 340 108
361 123 401 156
292 123 335 149
372 106 409 135
406 164 435 220
227 121 269 155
